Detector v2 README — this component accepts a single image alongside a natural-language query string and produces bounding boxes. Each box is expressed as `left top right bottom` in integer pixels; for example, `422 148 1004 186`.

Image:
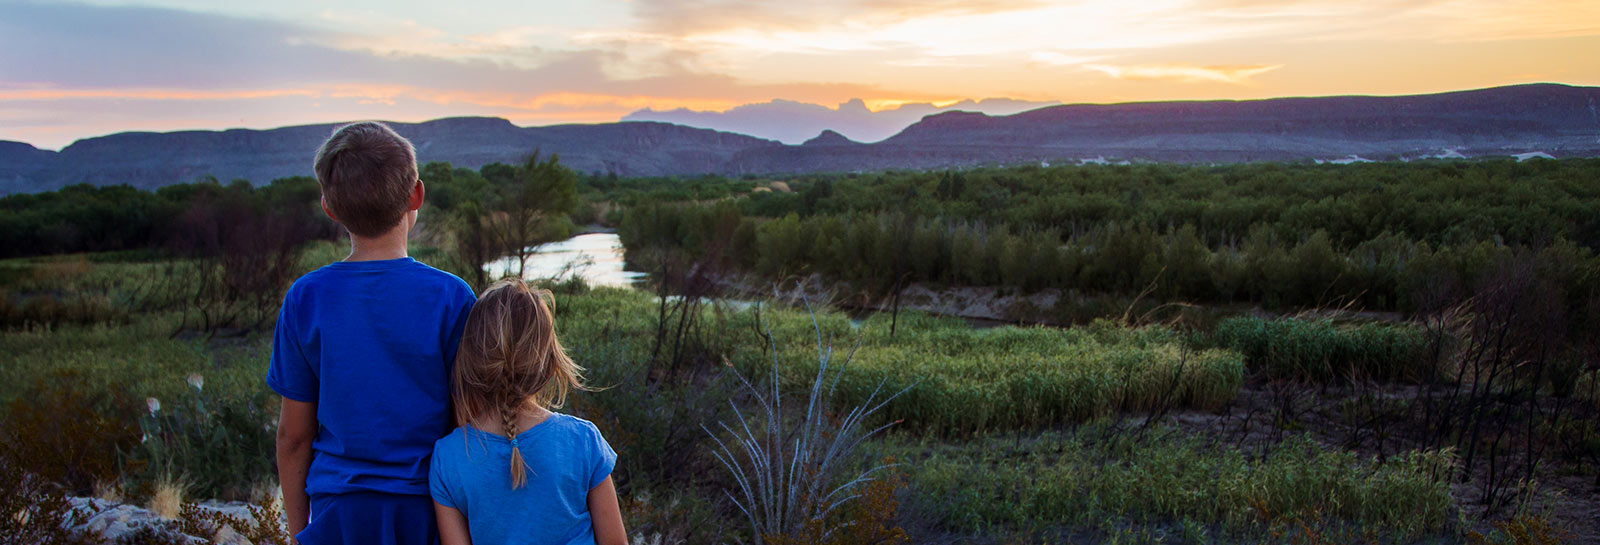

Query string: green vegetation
551 286 1244 436
895 430 1456 541
3 156 1595 542
616 161 1600 350
771 314 1244 435
1212 316 1435 382
0 253 1503 542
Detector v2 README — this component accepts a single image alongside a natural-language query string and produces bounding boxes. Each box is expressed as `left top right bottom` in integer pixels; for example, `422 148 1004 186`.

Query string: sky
2 0 1598 150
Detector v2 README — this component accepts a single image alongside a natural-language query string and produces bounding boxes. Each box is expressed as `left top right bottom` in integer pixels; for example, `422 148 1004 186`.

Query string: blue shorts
299 492 439 545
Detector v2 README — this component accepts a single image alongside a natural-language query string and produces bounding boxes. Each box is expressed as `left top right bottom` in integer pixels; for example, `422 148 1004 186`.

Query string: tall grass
1213 316 1434 382
897 428 1459 541
549 288 1247 436
756 311 1245 435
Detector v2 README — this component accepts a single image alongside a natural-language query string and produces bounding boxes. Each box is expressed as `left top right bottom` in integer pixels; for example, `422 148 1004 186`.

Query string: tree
482 152 580 280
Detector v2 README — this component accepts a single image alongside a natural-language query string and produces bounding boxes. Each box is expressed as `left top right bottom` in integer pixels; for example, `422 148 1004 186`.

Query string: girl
429 279 627 545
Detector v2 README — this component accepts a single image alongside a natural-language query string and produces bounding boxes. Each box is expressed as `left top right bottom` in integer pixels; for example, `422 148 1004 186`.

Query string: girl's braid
502 390 527 488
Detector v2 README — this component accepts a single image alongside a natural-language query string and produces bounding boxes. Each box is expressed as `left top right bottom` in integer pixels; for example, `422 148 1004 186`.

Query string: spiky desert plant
704 299 912 545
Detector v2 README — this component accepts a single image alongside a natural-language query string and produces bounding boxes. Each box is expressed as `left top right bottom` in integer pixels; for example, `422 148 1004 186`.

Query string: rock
65 496 271 545
77 501 170 540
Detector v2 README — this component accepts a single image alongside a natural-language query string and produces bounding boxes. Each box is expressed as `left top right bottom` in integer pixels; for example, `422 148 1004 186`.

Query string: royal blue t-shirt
267 257 476 497
429 413 617 545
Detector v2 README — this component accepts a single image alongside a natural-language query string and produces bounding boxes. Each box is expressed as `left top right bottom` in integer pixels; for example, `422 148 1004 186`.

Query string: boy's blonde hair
452 279 587 489
312 121 418 238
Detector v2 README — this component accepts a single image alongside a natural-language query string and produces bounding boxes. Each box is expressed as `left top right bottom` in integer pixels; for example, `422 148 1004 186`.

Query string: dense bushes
1213 317 1435 382
622 203 1600 323
0 177 332 259
737 160 1600 251
615 161 1600 353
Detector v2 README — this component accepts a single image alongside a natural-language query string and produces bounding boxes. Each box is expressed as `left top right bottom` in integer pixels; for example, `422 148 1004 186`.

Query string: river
484 233 1006 328
482 232 647 287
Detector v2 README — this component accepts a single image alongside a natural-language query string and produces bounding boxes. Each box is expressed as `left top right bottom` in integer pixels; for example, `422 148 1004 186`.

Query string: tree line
619 159 1600 347
731 159 1600 252
1 157 583 291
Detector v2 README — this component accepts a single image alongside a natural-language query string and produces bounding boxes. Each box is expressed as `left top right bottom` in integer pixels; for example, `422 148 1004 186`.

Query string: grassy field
886 430 1457 542
1 249 1587 544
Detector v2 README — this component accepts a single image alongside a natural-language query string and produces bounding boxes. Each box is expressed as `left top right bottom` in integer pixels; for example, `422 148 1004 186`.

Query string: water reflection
483 232 647 287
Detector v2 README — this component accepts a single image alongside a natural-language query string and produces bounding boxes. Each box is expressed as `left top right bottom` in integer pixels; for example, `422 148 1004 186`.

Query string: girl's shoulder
545 412 605 437
542 413 613 454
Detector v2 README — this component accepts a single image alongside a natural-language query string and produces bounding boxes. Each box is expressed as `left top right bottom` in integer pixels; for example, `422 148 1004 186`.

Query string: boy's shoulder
287 259 474 298
407 260 476 296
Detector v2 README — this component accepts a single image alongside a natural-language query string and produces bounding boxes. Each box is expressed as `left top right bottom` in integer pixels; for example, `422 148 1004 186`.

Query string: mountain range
622 97 1060 144
3 83 1598 195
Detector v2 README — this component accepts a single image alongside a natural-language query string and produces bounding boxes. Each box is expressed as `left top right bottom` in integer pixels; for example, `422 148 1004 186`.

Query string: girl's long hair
451 278 586 488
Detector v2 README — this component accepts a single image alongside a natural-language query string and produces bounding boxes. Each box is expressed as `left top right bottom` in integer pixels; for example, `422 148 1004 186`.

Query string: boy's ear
320 195 339 222
408 179 425 211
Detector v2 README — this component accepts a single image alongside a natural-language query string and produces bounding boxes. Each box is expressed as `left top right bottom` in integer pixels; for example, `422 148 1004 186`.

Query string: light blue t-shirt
429 413 617 545
266 257 476 497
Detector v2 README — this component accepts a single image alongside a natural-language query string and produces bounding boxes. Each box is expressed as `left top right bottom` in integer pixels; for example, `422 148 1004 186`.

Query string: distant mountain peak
838 98 871 115
802 129 859 146
622 96 1059 144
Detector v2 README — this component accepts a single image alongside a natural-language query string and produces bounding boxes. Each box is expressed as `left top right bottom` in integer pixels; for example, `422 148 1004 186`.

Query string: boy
269 121 476 544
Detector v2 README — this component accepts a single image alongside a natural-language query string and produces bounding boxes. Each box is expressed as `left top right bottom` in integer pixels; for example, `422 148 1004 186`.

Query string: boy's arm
276 397 317 539
435 503 472 545
588 476 627 545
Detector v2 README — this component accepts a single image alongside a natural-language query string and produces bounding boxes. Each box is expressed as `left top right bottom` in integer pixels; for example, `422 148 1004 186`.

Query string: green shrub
1213 316 1433 382
129 381 278 500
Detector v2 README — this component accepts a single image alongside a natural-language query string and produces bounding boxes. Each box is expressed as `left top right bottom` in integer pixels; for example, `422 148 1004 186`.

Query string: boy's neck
345 224 410 262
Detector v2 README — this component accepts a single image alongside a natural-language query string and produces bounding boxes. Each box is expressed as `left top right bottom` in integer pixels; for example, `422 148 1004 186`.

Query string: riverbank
711 273 1406 330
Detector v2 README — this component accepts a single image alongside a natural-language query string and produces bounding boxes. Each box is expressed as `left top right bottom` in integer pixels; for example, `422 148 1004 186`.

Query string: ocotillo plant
704 298 912 545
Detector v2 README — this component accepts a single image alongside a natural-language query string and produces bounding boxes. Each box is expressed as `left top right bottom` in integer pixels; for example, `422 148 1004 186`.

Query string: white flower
141 433 150 444
186 373 204 391
146 397 161 416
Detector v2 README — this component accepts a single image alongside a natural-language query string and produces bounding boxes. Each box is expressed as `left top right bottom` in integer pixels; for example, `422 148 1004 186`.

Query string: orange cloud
1085 63 1283 84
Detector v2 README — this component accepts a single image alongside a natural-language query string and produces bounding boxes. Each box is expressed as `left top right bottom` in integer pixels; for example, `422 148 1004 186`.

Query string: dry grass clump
148 475 187 519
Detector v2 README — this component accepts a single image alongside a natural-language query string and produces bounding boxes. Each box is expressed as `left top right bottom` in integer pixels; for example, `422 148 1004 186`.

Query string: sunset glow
2 0 1598 149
